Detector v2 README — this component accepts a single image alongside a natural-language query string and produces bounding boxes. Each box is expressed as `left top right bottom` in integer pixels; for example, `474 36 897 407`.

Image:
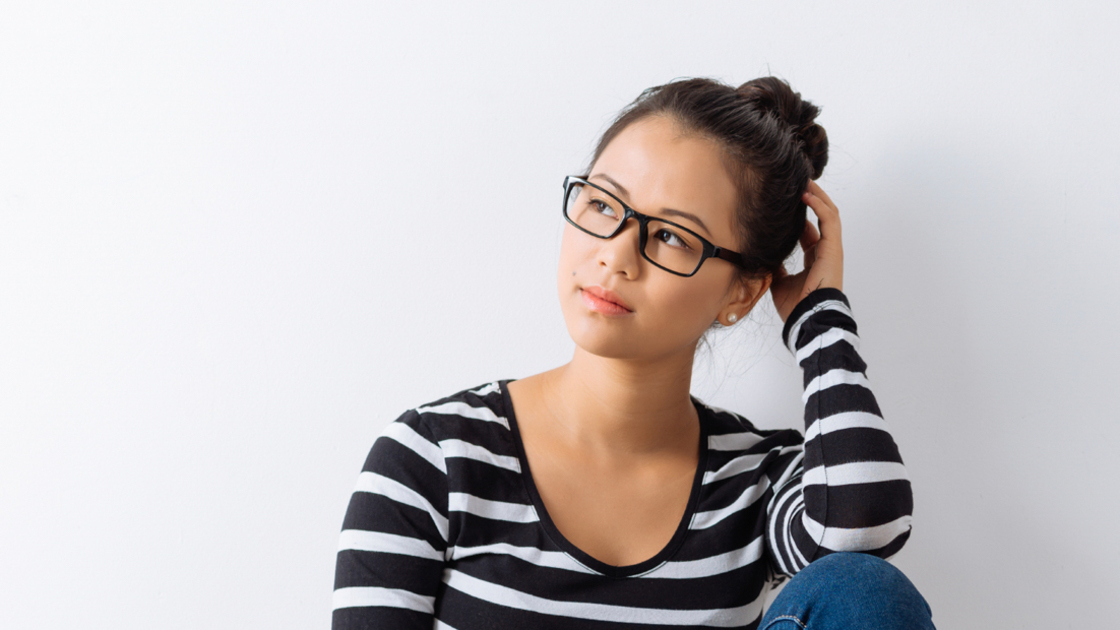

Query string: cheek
556 227 586 315
649 257 742 337
557 224 595 282
557 228 575 285
646 277 725 332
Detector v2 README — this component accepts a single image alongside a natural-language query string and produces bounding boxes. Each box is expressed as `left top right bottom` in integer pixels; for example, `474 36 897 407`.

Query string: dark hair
584 76 828 278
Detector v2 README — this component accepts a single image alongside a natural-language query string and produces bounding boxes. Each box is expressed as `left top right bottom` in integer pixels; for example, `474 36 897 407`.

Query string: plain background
3 2 1119 628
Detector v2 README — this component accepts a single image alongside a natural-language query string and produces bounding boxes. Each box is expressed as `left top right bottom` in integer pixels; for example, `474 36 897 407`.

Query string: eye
590 198 617 218
655 228 692 250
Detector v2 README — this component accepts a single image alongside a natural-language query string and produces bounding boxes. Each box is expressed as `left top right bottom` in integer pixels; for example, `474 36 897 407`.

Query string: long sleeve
332 410 448 629
765 289 913 578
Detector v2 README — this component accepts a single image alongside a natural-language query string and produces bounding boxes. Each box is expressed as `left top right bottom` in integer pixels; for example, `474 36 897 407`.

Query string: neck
541 345 700 456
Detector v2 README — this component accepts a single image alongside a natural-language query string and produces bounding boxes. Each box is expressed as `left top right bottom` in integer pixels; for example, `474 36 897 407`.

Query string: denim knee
760 552 934 630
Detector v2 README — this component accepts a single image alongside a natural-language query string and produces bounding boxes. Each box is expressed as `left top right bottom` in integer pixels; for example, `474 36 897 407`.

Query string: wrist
780 288 850 350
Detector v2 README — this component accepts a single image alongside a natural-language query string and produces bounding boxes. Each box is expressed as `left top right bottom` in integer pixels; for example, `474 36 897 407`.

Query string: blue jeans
759 553 935 629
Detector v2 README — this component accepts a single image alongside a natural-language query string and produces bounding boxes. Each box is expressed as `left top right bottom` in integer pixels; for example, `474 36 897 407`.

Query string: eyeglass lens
564 181 705 275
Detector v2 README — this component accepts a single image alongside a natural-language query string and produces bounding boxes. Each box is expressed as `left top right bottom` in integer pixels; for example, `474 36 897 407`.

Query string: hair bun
737 77 829 179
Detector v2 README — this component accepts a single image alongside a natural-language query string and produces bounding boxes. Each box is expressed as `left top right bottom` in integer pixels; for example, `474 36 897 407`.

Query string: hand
770 180 844 323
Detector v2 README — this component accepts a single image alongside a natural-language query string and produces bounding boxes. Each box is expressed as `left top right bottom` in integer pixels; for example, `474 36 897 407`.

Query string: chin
563 310 690 362
570 332 644 360
562 310 639 359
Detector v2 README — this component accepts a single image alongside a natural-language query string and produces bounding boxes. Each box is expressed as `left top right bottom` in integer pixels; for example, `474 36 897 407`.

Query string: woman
332 77 935 629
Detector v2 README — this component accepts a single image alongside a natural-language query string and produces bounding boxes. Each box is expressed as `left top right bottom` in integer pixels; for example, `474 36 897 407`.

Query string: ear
721 274 772 323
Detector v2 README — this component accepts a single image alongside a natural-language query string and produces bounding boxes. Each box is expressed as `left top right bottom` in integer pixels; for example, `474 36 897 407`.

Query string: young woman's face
557 115 759 361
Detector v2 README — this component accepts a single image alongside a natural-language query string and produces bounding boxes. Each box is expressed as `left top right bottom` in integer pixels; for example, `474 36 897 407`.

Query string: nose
596 217 643 279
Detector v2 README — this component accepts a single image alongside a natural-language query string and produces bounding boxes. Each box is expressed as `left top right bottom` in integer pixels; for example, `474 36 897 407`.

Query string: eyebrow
589 172 714 237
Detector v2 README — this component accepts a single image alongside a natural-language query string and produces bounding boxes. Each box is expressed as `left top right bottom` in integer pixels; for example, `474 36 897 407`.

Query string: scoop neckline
498 378 710 578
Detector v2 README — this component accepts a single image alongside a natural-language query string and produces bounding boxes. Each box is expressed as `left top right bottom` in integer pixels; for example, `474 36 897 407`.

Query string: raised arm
764 182 912 577
332 411 448 629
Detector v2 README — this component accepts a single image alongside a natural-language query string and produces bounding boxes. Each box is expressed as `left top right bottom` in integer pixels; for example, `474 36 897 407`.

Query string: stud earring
727 313 738 324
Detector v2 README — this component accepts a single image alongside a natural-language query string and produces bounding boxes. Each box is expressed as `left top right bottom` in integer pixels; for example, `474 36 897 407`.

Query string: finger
800 219 820 250
803 189 838 223
803 189 841 242
799 219 820 268
805 180 839 214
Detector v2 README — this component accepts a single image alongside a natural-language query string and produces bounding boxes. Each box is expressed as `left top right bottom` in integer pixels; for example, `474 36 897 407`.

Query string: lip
580 286 633 315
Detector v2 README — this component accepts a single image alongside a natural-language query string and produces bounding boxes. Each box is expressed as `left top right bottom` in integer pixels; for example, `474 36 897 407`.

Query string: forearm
770 289 913 573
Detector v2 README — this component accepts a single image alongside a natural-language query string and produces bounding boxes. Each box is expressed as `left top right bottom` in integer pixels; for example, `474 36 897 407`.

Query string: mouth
580 286 633 315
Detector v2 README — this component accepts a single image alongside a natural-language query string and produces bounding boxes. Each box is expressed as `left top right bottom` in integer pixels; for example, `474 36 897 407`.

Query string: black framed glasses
562 175 747 277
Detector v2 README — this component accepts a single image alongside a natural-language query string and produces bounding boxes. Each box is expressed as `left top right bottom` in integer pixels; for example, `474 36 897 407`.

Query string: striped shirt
333 289 913 629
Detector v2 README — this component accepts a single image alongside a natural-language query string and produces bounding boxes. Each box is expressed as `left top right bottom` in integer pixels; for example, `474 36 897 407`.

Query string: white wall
2 2 1118 628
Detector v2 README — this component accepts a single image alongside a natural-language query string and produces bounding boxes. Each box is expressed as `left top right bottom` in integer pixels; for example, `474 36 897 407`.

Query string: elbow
804 480 914 557
818 514 913 555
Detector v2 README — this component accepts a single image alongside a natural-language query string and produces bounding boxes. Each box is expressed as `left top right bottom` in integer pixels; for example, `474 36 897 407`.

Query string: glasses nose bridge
611 206 650 245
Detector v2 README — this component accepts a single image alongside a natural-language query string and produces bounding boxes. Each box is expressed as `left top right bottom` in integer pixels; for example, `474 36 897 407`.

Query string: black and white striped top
333 289 913 629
